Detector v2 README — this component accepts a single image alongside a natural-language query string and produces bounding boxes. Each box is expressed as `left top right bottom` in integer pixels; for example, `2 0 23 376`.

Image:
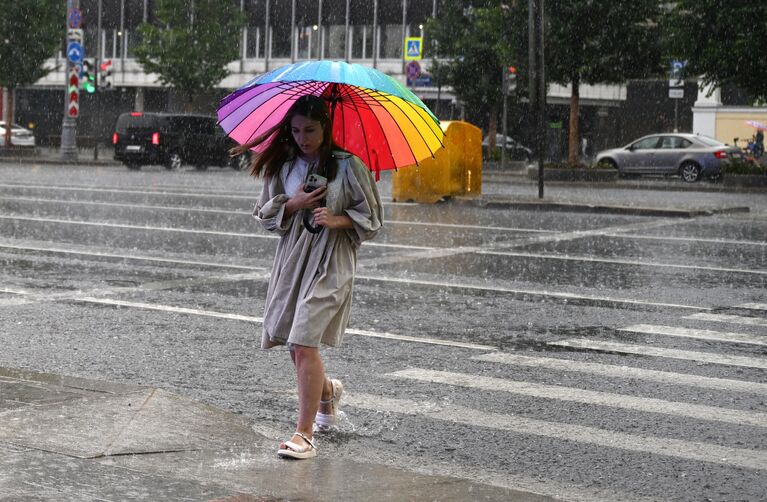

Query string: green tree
134 0 245 108
547 0 663 163
0 0 63 146
665 1 767 103
426 1 527 146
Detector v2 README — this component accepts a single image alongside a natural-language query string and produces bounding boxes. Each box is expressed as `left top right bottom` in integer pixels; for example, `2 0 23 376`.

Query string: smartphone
304 174 328 193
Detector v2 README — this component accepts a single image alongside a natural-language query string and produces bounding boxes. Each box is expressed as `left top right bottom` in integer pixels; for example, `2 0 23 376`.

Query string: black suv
113 112 249 171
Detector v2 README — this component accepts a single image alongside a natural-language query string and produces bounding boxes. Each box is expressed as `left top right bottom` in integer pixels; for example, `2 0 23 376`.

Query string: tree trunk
568 76 580 164
3 87 13 148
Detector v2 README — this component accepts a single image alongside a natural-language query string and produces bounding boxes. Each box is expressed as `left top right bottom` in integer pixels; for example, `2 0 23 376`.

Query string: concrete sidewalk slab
0 367 556 501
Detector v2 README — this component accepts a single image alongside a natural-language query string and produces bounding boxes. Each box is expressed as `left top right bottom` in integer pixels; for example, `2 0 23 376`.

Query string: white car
0 121 36 147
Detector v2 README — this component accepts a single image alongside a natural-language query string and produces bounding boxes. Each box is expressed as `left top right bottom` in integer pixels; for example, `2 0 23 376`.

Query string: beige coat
254 152 383 348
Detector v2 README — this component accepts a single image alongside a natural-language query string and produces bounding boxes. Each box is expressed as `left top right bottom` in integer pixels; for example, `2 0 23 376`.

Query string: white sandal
277 432 317 460
315 378 343 432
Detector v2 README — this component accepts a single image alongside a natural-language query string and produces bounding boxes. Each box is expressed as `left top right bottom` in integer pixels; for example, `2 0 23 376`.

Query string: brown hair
230 94 342 180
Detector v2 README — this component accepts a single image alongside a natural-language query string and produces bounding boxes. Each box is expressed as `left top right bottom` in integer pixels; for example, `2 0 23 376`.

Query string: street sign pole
501 69 508 170
61 0 81 161
529 0 546 198
94 0 102 160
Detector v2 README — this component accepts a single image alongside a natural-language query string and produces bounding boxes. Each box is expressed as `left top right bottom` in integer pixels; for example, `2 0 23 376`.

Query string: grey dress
254 151 384 349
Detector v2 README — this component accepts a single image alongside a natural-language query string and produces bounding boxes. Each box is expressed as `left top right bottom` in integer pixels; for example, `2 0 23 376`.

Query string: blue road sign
68 9 82 29
67 42 84 64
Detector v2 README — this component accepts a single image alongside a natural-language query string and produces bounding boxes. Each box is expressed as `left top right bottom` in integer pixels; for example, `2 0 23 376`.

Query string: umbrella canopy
217 60 444 173
746 120 767 131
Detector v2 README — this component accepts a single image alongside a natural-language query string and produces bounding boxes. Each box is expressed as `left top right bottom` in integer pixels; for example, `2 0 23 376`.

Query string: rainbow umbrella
217 60 444 176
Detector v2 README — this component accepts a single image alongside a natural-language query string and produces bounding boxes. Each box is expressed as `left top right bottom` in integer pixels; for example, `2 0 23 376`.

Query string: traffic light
502 66 517 95
81 59 96 93
100 59 113 89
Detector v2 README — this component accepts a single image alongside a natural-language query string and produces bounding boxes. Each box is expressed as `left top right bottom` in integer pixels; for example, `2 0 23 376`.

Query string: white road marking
387 368 767 427
549 339 767 369
0 240 710 311
0 195 555 233
0 243 263 271
738 303 767 310
686 312 767 327
344 392 767 470
620 324 767 346
472 352 767 395
479 250 767 275
0 215 431 251
1 293 495 351
605 232 767 247
356 275 709 311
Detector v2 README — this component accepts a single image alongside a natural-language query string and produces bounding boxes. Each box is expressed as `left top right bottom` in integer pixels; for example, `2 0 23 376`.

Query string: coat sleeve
253 174 294 235
342 156 384 247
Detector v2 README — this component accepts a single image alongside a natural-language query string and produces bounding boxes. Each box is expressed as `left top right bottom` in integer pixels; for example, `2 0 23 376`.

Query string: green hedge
723 160 766 175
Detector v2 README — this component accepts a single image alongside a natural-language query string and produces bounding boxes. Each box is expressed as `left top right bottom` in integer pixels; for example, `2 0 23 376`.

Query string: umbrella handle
302 209 324 234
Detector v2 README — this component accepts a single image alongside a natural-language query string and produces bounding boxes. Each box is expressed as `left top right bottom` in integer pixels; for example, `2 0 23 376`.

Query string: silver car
595 133 743 182
0 121 36 148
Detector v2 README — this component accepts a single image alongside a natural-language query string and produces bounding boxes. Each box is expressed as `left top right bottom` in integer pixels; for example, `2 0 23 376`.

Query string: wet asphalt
0 161 765 501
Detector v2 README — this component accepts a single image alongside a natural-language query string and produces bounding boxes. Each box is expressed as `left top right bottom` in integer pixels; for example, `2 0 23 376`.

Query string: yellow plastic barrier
391 120 482 203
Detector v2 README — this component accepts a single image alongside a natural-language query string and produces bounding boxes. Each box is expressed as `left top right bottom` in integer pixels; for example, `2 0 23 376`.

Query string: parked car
113 112 249 171
482 133 532 161
0 121 36 147
595 133 743 182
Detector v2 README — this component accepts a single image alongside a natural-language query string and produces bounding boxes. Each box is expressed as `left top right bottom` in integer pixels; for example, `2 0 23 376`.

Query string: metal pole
61 0 79 161
94 0 102 160
401 0 407 73
529 0 545 198
264 0 270 70
501 70 507 170
372 0 378 68
290 0 296 63
674 99 679 133
345 0 350 62
317 0 323 60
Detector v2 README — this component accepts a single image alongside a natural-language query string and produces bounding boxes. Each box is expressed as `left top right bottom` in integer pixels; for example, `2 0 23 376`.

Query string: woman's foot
277 432 317 459
315 377 343 432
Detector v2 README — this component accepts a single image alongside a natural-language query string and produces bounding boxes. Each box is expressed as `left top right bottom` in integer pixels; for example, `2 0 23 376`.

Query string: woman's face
291 114 324 159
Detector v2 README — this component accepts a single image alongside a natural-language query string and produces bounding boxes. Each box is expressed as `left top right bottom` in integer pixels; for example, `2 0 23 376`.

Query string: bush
723 159 766 175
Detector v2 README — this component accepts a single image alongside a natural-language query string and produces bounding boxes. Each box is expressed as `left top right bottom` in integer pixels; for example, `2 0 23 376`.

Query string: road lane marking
738 303 767 310
0 240 711 311
7 296 494 352
478 250 766 275
0 215 431 251
344 392 767 470
686 312 767 327
355 275 710 311
0 243 264 271
387 368 767 427
549 339 767 369
605 233 767 247
472 352 767 395
0 195 554 234
620 324 767 347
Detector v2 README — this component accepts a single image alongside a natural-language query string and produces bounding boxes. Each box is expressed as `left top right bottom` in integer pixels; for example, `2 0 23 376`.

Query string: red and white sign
68 67 80 118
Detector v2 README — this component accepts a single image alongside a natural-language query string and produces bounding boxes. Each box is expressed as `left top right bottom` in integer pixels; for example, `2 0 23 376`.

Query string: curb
452 196 750 218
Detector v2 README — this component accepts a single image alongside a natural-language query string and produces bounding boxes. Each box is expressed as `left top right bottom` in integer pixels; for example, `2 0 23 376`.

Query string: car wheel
125 163 141 171
230 152 250 171
680 161 701 182
165 152 182 170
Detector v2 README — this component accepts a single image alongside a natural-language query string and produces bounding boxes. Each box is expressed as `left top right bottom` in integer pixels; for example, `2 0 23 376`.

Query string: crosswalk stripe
738 303 767 311
620 324 767 346
548 339 767 369
344 392 767 470
471 352 767 395
387 369 767 428
686 312 767 327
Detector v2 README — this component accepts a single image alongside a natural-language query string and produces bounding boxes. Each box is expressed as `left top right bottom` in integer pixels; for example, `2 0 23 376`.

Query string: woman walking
231 95 383 459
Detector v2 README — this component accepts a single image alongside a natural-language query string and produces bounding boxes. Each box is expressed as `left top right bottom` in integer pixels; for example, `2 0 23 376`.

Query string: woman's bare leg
286 344 328 447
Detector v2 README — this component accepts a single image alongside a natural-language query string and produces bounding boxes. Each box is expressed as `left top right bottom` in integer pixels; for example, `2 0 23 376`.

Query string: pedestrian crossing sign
404 37 423 61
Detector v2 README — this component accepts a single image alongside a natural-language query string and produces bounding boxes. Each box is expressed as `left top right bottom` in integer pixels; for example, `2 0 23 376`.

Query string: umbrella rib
339 84 391 172
357 89 445 159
